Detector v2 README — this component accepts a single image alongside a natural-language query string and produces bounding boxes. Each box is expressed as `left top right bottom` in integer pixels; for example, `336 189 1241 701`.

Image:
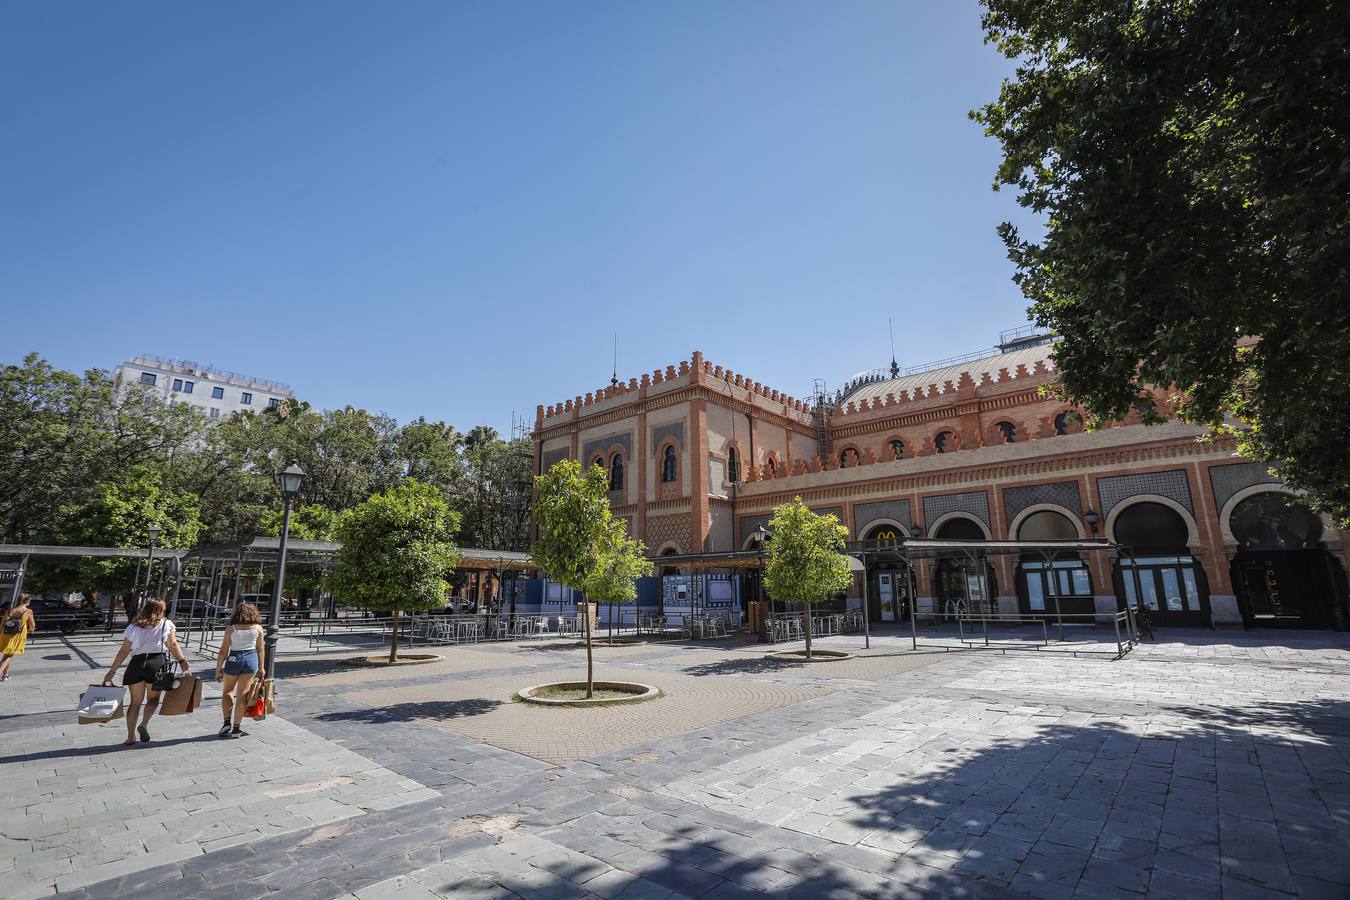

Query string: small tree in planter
761 497 852 659
531 459 620 698
587 525 654 647
327 480 461 663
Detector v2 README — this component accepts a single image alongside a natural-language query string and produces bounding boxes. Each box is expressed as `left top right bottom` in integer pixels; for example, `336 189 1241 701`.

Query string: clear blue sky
2 1 1038 433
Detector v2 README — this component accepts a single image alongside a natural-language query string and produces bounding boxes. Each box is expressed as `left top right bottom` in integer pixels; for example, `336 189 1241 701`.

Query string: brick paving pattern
2 627 1348 898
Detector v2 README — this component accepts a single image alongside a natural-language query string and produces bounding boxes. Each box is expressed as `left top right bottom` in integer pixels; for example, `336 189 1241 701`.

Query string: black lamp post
265 464 305 679
142 523 162 601
1084 509 1101 536
750 524 769 641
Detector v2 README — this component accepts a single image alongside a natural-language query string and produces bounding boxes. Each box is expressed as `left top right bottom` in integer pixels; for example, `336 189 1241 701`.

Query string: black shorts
124 653 168 686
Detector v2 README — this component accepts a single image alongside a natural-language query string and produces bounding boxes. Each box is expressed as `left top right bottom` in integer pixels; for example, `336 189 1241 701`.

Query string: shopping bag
245 680 266 720
76 683 125 725
263 679 276 715
159 676 203 716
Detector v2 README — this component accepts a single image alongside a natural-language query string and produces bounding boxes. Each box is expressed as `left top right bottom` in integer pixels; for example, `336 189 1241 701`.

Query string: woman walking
0 594 37 681
102 598 190 746
213 602 265 738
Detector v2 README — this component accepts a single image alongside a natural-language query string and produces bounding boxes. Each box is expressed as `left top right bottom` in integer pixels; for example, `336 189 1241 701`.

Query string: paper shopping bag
76 684 125 725
159 676 203 716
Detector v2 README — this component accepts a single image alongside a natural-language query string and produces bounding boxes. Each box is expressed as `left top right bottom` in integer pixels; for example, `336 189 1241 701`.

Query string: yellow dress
0 612 32 655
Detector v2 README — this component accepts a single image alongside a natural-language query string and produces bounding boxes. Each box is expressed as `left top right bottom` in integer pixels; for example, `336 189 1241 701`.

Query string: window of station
889 440 905 460
139 372 157 386
996 421 1016 443
211 386 224 399
727 447 740 484
661 445 677 482
241 392 252 405
934 431 955 453
609 453 624 491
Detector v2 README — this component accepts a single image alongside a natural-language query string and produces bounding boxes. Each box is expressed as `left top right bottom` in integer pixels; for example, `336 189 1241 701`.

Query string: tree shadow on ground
314 697 502 725
520 697 1350 899
677 656 801 677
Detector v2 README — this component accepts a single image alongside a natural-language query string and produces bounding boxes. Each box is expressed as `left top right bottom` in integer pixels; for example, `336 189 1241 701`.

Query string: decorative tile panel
651 422 685 454
1097 470 1193 517
541 449 568 471
853 500 912 536
923 491 991 528
1004 482 1082 522
1209 462 1282 512
582 433 632 467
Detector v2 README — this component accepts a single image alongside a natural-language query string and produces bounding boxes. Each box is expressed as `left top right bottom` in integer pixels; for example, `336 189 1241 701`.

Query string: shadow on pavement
315 697 502 725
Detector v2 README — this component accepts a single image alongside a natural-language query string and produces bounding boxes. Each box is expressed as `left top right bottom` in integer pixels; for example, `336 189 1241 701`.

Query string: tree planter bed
516 681 661 706
338 654 441 668
769 649 854 662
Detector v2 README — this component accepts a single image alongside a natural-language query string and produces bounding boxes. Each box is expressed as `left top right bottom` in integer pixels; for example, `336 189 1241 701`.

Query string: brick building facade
533 337 1348 630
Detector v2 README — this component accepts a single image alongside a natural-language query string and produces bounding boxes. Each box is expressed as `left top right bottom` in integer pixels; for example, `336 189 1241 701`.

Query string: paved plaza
2 626 1348 899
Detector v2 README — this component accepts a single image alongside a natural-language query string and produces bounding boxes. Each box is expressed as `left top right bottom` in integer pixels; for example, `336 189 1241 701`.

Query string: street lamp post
750 524 769 642
265 464 305 680
142 524 162 604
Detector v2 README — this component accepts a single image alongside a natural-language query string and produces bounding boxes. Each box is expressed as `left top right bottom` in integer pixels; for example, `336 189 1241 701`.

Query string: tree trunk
389 609 400 664
802 602 813 659
584 602 594 698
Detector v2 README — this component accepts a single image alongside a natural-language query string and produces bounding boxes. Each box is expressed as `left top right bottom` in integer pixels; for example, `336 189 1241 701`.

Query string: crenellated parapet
832 356 1058 422
538 349 813 424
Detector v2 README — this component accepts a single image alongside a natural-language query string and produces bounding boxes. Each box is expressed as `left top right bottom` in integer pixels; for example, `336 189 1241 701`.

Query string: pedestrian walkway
1 627 1348 898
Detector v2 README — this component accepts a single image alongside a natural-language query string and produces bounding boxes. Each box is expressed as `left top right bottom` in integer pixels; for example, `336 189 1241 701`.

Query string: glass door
1119 556 1209 626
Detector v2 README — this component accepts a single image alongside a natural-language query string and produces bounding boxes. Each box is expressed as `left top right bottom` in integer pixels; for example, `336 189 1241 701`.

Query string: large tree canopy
974 1 1350 525
1 353 533 597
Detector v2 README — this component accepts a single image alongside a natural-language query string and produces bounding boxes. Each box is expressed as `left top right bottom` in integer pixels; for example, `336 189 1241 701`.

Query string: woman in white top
102 598 190 746
213 602 266 738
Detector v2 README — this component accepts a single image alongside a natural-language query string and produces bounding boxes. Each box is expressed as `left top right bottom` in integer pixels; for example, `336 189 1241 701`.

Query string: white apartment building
113 355 295 420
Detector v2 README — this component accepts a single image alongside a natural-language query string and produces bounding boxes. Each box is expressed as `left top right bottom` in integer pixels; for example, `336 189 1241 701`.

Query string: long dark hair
133 597 166 628
230 602 262 626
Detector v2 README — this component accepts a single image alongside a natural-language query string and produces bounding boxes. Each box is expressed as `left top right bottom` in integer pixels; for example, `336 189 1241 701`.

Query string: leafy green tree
530 459 614 697
0 354 204 544
761 498 852 659
396 417 463 493
326 481 461 662
44 467 202 594
973 1 1350 525
586 526 654 649
455 434 534 551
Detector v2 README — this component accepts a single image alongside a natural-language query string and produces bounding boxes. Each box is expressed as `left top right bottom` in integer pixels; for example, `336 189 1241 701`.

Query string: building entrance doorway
1229 492 1340 629
1112 502 1210 627
861 523 910 623
1014 509 1094 619
931 517 996 620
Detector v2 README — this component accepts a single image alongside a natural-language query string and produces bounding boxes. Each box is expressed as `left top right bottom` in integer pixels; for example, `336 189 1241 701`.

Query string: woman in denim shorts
213 602 265 738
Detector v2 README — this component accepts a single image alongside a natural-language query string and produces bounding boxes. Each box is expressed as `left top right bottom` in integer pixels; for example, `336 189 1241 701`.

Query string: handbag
160 675 203 716
147 621 178 691
77 682 125 724
262 679 276 715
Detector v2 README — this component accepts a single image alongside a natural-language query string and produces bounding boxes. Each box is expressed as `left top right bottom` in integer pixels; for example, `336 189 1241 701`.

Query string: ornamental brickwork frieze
646 513 691 554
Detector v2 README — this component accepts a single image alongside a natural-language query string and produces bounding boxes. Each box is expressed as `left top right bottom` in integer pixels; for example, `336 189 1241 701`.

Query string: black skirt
124 652 168 686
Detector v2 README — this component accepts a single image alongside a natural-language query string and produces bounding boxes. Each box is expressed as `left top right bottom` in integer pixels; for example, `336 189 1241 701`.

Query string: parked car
29 597 105 635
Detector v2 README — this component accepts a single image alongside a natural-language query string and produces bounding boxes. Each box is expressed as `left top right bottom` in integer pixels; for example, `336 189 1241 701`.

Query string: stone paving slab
7 627 1350 899
0 638 436 899
339 665 833 765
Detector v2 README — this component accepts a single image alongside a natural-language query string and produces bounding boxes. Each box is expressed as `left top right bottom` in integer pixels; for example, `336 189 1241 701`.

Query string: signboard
0 570 18 586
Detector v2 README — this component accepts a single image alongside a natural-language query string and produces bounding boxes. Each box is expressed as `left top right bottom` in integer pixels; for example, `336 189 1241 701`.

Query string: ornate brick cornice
735 432 1240 514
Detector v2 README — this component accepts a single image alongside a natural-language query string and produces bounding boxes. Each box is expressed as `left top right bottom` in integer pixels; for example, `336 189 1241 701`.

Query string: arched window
727 447 740 484
661 445 677 482
609 453 624 491
996 421 1016 443
1054 412 1070 436
1113 502 1189 551
839 448 858 468
888 440 905 460
935 431 955 453
1230 493 1323 550
765 456 777 477
1017 510 1078 541
591 455 605 473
